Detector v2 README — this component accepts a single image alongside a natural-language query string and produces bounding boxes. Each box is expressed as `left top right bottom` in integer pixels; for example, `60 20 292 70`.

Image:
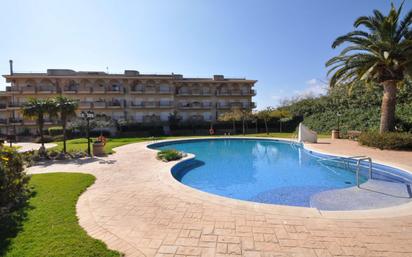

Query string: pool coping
146 136 412 219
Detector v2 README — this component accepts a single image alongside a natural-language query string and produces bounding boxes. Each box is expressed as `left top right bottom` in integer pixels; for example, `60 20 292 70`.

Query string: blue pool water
151 139 409 207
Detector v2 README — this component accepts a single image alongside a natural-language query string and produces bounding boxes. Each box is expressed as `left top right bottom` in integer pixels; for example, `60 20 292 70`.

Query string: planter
331 129 340 140
93 142 105 156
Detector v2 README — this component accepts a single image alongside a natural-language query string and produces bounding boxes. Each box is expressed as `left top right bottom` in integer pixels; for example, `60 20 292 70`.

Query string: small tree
257 107 275 135
22 98 57 150
271 109 292 132
54 96 78 153
240 110 253 135
218 110 241 134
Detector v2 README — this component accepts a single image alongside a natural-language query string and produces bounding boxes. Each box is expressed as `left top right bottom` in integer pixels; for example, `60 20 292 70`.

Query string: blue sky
0 0 410 109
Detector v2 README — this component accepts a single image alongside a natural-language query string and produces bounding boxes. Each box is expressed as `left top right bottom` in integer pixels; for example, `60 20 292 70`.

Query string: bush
0 147 31 220
48 126 72 137
358 132 412 150
34 135 54 143
157 149 184 162
53 135 64 142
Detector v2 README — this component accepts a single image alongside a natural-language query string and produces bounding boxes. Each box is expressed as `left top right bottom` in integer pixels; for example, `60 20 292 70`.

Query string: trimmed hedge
48 126 72 137
358 132 412 150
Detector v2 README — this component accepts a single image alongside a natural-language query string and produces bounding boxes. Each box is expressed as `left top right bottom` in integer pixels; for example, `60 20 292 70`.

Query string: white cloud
293 79 328 99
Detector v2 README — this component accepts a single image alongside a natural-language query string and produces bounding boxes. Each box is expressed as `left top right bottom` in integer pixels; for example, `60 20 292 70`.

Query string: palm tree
22 98 57 149
326 3 412 133
55 96 78 153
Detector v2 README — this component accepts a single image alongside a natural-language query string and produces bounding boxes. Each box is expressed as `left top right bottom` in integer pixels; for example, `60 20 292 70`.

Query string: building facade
1 69 256 135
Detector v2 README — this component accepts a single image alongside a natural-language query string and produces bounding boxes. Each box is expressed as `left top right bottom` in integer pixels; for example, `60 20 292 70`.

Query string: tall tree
326 2 412 133
22 98 57 150
55 96 78 153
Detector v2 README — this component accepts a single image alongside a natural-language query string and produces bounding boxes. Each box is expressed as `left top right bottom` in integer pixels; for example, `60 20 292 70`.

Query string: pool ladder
317 155 373 187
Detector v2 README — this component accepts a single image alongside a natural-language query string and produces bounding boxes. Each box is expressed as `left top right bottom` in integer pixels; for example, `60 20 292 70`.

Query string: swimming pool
150 138 412 208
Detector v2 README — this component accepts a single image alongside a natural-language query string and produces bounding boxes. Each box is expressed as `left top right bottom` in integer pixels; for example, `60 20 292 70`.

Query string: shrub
157 149 184 162
358 132 412 150
48 126 72 137
0 147 31 220
53 135 64 142
34 135 54 143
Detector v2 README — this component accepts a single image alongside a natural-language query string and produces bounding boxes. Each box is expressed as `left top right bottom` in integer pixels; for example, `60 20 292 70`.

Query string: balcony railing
79 102 92 109
217 90 255 96
92 88 106 94
158 101 173 108
177 91 213 96
8 103 22 108
179 102 212 109
93 102 106 108
9 118 23 124
106 102 123 108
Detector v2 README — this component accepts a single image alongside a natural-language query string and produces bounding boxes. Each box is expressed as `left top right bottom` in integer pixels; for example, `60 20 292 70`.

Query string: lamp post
80 110 95 156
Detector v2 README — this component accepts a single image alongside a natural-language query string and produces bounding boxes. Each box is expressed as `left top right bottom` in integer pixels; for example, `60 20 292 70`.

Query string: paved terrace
27 138 412 257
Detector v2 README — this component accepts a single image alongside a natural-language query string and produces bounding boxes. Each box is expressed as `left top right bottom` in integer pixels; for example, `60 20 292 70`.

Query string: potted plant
93 135 106 156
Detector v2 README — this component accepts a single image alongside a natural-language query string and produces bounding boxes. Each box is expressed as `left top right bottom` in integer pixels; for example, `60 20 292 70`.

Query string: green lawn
51 137 157 154
51 133 330 154
1 173 122 257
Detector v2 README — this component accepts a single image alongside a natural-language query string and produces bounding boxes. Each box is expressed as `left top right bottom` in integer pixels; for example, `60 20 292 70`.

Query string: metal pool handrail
356 157 372 188
317 155 372 187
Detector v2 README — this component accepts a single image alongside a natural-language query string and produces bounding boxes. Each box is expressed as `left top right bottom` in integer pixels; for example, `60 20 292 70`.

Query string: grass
51 132 330 154
51 137 156 154
1 173 122 257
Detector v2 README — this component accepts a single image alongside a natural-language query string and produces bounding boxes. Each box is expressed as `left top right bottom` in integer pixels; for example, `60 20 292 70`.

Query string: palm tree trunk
39 119 44 148
264 119 268 135
62 117 67 153
380 81 397 133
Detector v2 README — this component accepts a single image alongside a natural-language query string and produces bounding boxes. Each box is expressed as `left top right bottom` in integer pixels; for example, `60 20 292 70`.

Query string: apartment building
1 67 256 135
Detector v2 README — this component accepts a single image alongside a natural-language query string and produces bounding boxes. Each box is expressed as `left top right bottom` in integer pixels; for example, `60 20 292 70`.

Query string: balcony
217 103 230 109
93 102 106 108
44 120 55 125
8 103 22 109
79 102 92 109
158 101 173 108
0 119 8 125
143 101 158 108
0 104 7 109
92 88 106 94
216 90 256 96
9 118 23 125
158 89 173 94
106 101 123 108
107 89 123 94
179 102 212 109
37 88 56 94
21 88 36 94
143 115 161 123
77 88 92 94
177 91 212 96
23 120 36 125
230 102 243 109
129 102 144 108
130 89 144 94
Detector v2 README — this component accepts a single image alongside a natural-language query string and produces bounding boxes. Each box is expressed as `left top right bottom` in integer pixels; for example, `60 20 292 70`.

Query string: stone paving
27 138 412 257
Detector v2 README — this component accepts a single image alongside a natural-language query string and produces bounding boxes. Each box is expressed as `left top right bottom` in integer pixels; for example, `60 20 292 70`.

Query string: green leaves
326 2 412 87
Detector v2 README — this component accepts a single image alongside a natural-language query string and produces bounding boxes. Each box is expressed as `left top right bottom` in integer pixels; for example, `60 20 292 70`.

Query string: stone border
146 136 412 219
